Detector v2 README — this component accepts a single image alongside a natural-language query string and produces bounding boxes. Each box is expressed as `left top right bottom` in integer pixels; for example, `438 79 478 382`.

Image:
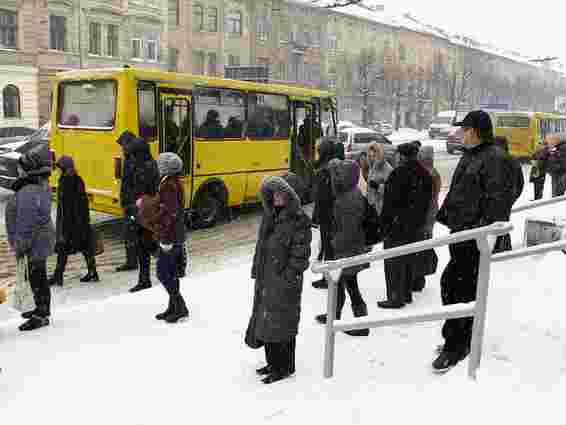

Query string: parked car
339 127 392 161
370 120 393 136
0 122 50 189
446 126 465 154
0 126 36 140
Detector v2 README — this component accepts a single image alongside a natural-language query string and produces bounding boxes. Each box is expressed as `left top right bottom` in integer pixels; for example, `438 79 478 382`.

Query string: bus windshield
58 80 117 129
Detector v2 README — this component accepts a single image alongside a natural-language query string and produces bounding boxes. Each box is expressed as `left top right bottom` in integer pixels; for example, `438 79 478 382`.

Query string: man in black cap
433 110 511 372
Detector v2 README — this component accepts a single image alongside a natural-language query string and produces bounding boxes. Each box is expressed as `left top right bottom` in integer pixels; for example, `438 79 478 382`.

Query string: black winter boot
344 303 370 336
21 309 38 319
155 296 174 320
165 294 189 323
80 255 100 283
129 281 152 293
116 241 138 272
19 315 50 331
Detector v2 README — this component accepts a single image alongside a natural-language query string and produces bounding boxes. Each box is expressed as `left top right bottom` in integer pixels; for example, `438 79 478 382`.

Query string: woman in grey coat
247 176 312 384
366 142 393 215
5 144 56 331
314 159 370 336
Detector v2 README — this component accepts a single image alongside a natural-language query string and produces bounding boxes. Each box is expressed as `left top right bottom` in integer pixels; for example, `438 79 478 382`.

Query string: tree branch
310 0 364 8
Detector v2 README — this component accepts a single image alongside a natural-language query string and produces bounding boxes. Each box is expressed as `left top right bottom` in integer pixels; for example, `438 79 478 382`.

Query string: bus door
159 93 192 207
291 101 316 183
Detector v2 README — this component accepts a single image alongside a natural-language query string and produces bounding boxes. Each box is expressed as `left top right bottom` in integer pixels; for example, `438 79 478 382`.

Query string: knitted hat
418 145 434 162
397 142 419 159
157 152 183 177
56 155 75 172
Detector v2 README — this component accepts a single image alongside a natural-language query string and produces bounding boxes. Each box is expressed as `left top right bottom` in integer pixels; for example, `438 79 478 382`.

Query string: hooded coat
247 176 312 343
117 131 159 208
312 138 337 227
328 159 369 276
54 164 93 255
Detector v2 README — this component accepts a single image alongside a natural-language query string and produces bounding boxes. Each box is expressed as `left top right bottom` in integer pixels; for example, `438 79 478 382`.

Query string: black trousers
317 224 334 262
123 207 138 266
264 337 296 375
28 258 50 317
440 239 480 354
335 274 365 319
532 176 545 200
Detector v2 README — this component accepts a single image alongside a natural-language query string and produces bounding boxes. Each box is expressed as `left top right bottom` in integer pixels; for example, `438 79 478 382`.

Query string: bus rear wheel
193 186 227 229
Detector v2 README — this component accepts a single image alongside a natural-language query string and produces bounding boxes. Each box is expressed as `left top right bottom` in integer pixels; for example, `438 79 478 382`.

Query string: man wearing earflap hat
5 143 56 331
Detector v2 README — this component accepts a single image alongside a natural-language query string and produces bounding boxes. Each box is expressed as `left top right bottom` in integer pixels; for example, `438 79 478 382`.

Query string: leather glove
160 243 173 252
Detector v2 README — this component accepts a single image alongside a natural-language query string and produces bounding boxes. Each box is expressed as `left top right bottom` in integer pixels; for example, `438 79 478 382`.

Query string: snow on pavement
1 183 566 424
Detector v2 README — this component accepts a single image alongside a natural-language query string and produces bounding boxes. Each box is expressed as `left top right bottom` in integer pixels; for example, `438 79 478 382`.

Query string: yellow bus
490 111 566 159
49 66 337 226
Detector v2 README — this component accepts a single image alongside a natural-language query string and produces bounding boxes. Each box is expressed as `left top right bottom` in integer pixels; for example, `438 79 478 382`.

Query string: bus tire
193 183 228 229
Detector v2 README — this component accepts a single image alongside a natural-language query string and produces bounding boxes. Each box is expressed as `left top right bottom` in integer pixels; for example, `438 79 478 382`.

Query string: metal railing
311 194 566 379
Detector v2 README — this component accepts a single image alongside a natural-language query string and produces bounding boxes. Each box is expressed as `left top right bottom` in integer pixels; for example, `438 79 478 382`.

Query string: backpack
362 196 382 246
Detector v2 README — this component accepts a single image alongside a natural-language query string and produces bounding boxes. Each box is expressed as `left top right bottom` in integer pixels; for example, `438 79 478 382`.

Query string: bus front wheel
193 185 227 229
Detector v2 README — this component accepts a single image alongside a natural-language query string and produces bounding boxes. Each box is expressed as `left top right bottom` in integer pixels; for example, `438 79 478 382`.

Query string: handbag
12 257 34 312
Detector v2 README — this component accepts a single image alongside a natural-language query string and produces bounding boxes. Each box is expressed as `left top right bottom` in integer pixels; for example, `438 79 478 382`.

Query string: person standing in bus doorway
48 156 100 286
378 142 433 308
116 131 160 293
534 133 566 197
5 144 56 331
247 176 312 384
434 111 510 373
153 153 189 323
314 159 370 336
492 136 524 253
311 137 337 289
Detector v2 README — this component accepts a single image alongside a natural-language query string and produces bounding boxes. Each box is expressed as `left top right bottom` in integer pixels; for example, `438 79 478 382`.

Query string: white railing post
468 235 493 380
323 269 339 378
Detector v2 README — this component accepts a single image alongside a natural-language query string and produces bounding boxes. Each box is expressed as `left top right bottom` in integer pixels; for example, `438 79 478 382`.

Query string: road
0 146 462 314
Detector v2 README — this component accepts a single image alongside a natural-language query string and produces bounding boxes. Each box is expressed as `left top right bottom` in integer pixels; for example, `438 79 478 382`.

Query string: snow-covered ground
1 183 566 424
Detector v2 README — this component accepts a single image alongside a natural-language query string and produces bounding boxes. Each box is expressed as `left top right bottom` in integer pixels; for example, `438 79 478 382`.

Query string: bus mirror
114 157 123 179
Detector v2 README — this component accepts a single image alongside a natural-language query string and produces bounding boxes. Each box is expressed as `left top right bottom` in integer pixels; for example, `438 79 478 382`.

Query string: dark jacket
249 176 312 343
157 176 186 244
381 158 433 244
118 132 159 208
328 159 369 276
6 176 55 260
312 138 337 227
55 172 93 255
437 141 511 232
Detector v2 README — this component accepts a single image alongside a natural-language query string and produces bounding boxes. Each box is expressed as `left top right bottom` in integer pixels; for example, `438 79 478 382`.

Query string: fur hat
157 152 183 177
19 143 51 176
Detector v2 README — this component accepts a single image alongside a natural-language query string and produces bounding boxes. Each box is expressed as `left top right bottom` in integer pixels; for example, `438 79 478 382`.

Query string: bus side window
138 82 157 141
195 88 245 139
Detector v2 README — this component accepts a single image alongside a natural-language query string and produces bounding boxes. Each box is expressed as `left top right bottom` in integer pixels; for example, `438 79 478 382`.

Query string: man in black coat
311 137 337 289
378 142 433 308
434 110 511 373
493 136 524 253
115 131 160 293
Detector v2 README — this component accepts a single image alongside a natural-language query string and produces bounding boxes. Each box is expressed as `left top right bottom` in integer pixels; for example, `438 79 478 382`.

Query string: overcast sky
380 0 565 64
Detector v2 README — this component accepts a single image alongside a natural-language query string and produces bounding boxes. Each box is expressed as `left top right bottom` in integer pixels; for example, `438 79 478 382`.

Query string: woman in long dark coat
314 159 370 336
48 156 99 286
246 176 312 384
378 142 433 308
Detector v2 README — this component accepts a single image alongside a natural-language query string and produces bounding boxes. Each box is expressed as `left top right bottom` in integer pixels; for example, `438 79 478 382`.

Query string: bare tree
356 47 378 125
309 0 365 7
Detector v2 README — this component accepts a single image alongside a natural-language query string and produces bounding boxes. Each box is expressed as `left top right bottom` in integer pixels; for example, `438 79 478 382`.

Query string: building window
227 54 240 67
175 0 181 26
146 40 158 62
328 34 337 51
3 85 21 118
207 52 217 76
49 15 66 51
193 50 205 75
0 10 17 49
192 4 203 31
88 22 101 55
257 9 269 42
107 24 119 57
225 11 242 35
328 78 337 89
279 15 289 43
399 44 406 63
206 7 217 32
168 48 178 72
132 38 143 60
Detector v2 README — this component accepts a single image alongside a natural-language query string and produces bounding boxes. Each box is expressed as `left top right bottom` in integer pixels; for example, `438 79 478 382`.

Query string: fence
311 194 566 379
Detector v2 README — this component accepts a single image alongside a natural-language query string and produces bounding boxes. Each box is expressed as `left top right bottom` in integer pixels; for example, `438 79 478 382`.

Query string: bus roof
53 67 336 100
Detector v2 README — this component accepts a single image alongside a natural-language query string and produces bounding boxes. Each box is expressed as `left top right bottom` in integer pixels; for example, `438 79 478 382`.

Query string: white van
428 110 457 140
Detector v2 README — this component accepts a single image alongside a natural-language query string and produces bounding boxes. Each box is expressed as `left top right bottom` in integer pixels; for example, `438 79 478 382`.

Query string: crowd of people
2 109 564 383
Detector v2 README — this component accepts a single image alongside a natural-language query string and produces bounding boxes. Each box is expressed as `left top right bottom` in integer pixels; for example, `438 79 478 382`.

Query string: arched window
3 84 21 118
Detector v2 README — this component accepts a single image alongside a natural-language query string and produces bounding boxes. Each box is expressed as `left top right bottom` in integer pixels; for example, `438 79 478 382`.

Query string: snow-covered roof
287 1 565 75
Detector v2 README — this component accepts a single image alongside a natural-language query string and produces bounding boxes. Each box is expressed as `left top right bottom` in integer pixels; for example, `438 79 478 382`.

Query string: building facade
0 64 38 128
